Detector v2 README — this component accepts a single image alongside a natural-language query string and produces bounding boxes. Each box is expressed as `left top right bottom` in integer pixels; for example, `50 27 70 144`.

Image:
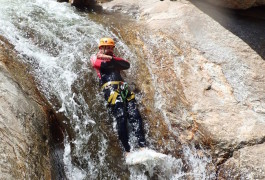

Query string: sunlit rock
218 143 265 179
102 0 265 175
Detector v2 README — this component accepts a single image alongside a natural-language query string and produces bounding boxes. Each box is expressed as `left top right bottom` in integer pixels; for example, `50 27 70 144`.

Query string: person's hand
104 55 112 60
97 54 112 60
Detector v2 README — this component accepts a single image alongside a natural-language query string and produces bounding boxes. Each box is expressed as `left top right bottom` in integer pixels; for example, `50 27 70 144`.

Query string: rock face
218 143 265 179
0 44 52 179
102 0 265 177
204 0 265 9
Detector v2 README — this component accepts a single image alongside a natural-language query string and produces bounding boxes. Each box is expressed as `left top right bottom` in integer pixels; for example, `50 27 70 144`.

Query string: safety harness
101 81 135 105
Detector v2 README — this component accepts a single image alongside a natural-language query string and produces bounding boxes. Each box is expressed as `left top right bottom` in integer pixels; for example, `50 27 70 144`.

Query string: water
0 0 214 179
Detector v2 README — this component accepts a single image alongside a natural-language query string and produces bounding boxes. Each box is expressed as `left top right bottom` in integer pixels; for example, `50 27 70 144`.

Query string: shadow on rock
59 0 104 12
190 0 265 60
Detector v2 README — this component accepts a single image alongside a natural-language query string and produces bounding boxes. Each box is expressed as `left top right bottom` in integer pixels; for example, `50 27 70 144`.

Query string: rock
218 143 265 179
203 0 265 9
68 0 98 8
0 44 52 179
235 6 265 20
101 0 265 169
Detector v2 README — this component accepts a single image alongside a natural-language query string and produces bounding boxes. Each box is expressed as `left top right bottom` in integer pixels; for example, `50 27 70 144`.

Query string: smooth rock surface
102 0 265 170
0 44 51 179
218 143 265 179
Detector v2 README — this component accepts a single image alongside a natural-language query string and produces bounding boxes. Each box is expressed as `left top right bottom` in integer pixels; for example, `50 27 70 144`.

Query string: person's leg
111 101 131 152
127 99 146 148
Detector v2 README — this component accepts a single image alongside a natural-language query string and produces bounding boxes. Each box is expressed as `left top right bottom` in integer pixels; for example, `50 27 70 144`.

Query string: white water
0 0 214 179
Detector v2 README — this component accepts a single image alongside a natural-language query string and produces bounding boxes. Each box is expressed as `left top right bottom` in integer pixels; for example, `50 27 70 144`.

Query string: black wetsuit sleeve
99 57 130 71
112 57 130 70
100 60 115 70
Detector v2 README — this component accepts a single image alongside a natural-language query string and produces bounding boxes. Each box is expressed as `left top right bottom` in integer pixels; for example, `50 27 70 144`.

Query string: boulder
218 143 265 179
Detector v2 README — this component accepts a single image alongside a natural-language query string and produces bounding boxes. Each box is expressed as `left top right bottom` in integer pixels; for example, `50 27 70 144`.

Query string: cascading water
0 0 215 179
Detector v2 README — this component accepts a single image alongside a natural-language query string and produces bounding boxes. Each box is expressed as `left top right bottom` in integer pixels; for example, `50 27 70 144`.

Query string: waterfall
0 0 214 179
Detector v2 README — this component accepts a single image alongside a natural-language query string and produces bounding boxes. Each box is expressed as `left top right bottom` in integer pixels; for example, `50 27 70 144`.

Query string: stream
0 0 214 179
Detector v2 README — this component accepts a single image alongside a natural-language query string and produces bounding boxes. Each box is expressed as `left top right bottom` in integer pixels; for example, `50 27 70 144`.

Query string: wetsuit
90 54 146 152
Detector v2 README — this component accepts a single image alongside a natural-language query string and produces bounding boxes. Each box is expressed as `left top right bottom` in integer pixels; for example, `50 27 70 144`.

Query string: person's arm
112 56 130 70
97 54 112 60
93 53 130 70
90 54 102 78
93 53 115 70
91 53 113 69
90 54 101 69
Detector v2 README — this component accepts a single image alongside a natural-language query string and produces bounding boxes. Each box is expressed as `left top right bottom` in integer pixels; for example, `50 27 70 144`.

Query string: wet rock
102 0 265 171
204 0 265 9
218 143 265 179
68 0 98 8
0 44 52 179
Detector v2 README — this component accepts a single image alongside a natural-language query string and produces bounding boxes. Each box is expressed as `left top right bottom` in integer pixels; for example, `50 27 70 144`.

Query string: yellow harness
101 81 121 91
101 81 135 105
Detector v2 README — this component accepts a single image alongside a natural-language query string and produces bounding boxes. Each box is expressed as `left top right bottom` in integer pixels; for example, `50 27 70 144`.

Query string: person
90 37 146 155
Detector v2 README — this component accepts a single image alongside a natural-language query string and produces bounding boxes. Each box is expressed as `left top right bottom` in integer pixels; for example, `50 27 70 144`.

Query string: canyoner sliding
0 0 216 177
90 37 166 164
90 37 146 154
